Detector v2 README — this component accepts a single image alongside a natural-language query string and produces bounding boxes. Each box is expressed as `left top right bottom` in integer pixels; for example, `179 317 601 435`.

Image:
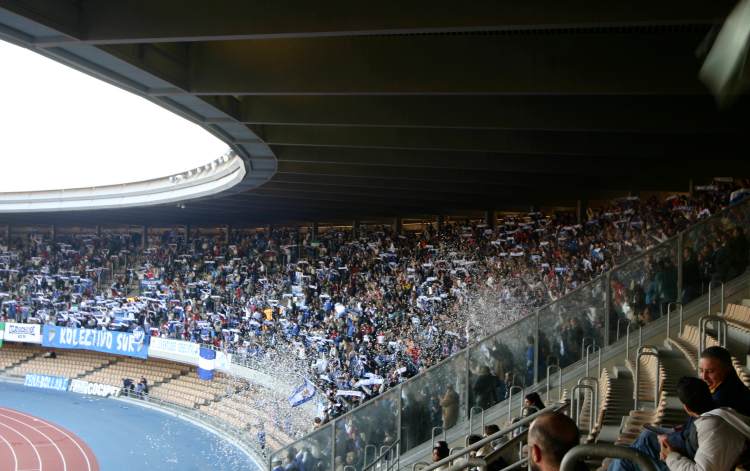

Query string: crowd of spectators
0 180 748 433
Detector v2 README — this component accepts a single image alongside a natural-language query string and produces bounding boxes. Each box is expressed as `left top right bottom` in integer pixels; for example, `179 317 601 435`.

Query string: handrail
577 377 600 428
569 384 595 432
364 444 377 468
698 315 728 364
469 406 484 438
634 346 660 410
545 364 562 403
580 337 595 361
666 302 684 339
560 444 658 471
507 386 524 422
363 439 400 471
708 281 725 316
585 344 601 378
616 318 630 342
420 403 565 471
624 320 634 361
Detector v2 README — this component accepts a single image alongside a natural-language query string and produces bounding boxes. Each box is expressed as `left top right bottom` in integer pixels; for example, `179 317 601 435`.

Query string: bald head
528 412 580 471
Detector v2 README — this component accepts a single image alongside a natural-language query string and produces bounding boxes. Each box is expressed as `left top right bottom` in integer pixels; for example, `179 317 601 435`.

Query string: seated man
527 412 582 471
660 376 747 471
609 346 750 471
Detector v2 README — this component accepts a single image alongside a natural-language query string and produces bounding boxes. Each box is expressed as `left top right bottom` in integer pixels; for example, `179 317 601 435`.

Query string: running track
0 407 99 471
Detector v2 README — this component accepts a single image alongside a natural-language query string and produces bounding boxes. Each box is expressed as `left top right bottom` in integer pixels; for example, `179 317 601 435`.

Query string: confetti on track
0 407 99 471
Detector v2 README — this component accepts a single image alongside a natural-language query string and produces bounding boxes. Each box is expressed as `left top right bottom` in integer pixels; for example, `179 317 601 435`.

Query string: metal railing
708 281 725 316
569 384 595 431
419 403 566 471
666 302 684 339
545 364 562 403
698 314 729 364
469 406 485 437
560 444 658 471
633 346 660 410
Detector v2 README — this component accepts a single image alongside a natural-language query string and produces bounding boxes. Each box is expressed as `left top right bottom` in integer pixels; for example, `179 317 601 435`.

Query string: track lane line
0 427 19 471
0 411 65 471
0 421 41 471
0 408 96 471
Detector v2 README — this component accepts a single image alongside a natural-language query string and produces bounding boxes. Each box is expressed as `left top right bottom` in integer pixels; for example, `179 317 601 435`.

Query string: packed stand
0 181 748 431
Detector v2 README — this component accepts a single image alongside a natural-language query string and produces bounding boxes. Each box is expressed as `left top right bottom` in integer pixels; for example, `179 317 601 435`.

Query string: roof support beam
182 33 708 95
0 0 731 46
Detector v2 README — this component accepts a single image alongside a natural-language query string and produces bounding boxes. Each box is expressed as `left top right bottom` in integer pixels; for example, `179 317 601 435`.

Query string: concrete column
185 224 191 241
96 225 101 238
5 225 10 242
311 222 319 242
225 225 231 244
142 226 148 249
352 219 360 238
484 210 496 228
437 215 445 231
688 178 694 196
393 217 402 234
50 224 56 241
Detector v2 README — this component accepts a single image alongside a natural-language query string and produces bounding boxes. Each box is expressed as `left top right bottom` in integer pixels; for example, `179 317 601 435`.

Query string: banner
42 325 148 359
4 323 42 343
149 337 200 357
24 373 69 392
198 346 216 380
68 379 121 397
0 322 4 347
288 378 316 407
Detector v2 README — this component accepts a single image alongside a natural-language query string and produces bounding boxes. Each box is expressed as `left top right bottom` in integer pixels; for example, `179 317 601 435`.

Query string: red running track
0 407 99 471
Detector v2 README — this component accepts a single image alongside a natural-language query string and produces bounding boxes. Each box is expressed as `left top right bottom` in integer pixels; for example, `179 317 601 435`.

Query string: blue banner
24 373 69 392
42 325 148 359
198 346 216 380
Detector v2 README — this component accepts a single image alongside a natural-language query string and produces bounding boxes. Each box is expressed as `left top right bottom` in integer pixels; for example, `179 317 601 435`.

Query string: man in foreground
527 412 582 471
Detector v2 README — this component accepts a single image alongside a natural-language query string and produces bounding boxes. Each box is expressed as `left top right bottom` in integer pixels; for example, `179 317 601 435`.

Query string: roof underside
0 0 749 226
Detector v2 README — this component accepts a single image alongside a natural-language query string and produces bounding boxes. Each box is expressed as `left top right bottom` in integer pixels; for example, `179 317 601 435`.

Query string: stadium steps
0 345 41 373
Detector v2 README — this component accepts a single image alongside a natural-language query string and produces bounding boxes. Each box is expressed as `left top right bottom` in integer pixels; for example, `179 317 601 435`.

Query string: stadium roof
0 1 749 226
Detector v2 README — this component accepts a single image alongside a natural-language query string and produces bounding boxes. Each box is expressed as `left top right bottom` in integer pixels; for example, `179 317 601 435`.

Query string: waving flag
288 378 316 407
198 346 216 380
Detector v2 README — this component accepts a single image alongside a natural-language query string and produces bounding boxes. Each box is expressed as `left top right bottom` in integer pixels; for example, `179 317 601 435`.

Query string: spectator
523 392 545 416
440 384 459 430
660 376 747 471
608 346 750 471
432 440 450 470
527 412 582 471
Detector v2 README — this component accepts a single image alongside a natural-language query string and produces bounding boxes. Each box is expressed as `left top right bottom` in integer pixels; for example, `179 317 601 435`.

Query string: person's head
432 440 449 462
528 412 580 471
483 424 500 437
524 392 545 411
699 346 735 390
676 376 715 416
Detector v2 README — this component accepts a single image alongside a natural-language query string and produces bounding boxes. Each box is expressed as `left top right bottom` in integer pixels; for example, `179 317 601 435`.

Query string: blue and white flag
198 346 216 381
288 378 316 407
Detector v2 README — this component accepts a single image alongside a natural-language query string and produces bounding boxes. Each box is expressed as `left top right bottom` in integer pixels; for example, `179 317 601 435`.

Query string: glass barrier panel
537 276 606 379
270 421 333 471
608 238 678 347
468 315 536 416
400 350 468 454
333 387 400 470
682 198 750 303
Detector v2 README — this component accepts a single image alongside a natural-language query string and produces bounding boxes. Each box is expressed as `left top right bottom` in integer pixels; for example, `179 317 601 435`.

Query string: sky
0 39 229 192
